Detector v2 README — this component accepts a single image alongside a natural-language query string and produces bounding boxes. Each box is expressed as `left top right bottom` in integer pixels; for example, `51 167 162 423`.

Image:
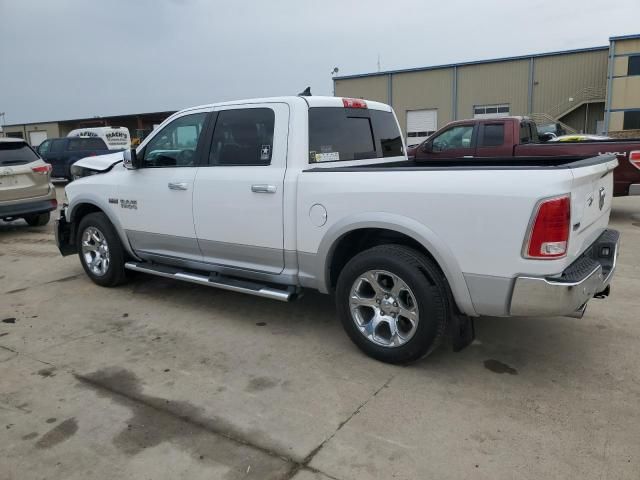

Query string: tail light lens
32 164 52 174
524 195 571 259
630 150 640 170
342 98 367 109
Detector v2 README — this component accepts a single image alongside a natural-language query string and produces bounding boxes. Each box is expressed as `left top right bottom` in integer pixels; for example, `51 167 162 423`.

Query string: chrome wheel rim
349 270 419 348
81 226 110 277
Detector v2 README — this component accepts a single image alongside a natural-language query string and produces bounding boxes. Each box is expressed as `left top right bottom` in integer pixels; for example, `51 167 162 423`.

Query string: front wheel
76 212 127 287
335 245 450 364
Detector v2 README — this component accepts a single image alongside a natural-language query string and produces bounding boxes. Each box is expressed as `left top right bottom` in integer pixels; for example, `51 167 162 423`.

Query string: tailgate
568 155 618 258
0 161 51 202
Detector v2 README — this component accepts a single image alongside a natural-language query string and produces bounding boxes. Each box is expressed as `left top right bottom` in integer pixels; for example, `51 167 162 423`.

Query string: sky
1 0 639 124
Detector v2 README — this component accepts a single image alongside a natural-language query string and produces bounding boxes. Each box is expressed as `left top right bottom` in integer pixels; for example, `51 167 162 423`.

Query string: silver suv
0 138 57 226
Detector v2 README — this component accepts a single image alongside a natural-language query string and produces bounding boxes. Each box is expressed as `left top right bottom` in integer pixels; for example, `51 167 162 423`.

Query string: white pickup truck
55 96 620 364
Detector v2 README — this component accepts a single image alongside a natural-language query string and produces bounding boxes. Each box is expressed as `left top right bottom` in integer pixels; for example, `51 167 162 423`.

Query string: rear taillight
32 164 52 174
524 195 571 259
342 98 367 109
630 150 640 170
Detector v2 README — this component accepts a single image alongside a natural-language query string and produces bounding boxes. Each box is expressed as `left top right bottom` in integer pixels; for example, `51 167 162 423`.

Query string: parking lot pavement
0 187 639 480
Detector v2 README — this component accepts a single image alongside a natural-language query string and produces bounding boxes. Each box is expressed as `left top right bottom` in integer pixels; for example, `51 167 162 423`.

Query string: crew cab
38 136 111 180
55 97 619 364
408 116 640 196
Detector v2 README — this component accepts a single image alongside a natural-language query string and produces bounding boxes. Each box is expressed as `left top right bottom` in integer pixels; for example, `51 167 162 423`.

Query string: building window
628 55 640 76
623 111 640 130
473 104 510 119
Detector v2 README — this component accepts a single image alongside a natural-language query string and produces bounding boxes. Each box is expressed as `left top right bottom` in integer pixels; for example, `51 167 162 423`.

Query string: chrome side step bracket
124 261 295 302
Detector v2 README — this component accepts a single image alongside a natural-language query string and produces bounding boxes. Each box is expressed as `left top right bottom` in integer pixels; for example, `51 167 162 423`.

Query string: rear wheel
77 212 127 287
336 245 450 364
23 212 50 226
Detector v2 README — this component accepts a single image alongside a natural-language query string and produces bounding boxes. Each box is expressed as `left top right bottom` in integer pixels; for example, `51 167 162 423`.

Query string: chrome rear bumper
629 184 640 196
510 229 619 317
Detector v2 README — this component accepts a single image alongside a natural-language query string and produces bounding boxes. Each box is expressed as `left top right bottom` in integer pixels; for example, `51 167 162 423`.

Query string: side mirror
123 148 140 170
421 142 432 153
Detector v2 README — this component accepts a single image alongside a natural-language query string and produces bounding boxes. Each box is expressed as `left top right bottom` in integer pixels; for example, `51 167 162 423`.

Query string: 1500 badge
119 199 138 210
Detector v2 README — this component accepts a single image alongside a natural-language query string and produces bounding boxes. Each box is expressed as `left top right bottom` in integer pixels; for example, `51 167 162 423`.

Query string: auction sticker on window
314 152 340 162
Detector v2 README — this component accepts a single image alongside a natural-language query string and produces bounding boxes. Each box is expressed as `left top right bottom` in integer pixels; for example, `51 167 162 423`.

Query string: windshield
0 142 39 166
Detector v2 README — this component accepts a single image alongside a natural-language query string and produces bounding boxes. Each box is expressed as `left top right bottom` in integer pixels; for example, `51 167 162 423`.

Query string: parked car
56 97 619 364
67 126 131 151
407 116 640 196
0 138 57 226
37 137 111 180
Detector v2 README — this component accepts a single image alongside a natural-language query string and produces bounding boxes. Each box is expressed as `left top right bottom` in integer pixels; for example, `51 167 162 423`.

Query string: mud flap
449 313 475 352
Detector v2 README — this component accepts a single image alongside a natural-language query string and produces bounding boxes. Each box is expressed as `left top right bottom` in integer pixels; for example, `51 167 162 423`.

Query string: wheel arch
68 199 139 260
316 213 476 316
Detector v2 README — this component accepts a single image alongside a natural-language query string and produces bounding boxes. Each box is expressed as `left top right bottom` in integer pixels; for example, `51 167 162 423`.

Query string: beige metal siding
614 38 640 55
334 76 389 104
613 56 628 77
2 122 61 144
391 68 453 133
532 50 608 114
609 111 624 131
457 60 529 118
611 76 640 110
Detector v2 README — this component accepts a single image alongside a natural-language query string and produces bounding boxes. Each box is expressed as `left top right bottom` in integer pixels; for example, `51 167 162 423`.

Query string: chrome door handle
463 155 474 158
251 184 277 193
168 182 188 191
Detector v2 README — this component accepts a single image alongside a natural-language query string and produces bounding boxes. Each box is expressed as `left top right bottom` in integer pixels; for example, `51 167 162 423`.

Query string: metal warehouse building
0 110 176 147
334 33 640 144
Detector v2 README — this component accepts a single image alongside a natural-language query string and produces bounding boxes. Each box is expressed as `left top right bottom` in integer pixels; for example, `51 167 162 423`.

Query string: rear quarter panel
296 167 578 310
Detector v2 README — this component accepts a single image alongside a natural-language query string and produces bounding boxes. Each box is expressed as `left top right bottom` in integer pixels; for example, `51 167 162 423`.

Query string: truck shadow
123 273 601 380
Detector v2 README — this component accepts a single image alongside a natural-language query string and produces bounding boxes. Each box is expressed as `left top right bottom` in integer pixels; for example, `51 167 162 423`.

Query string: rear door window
481 124 505 147
0 142 39 166
308 107 402 163
209 108 275 166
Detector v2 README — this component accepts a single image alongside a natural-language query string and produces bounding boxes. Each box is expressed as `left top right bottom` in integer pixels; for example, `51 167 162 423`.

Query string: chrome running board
124 261 295 302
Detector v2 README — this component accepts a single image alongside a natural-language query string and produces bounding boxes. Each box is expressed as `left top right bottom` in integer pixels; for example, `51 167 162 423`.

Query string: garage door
28 131 48 147
406 109 437 146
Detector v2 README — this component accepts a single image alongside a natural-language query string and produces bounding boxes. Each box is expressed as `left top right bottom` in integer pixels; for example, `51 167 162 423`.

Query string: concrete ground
1 186 639 480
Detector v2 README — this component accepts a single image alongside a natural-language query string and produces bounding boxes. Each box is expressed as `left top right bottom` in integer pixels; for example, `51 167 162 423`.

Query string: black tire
335 245 450 364
76 212 127 287
23 212 50 226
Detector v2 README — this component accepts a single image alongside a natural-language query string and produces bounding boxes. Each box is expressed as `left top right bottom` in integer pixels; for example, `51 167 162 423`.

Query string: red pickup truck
407 117 640 196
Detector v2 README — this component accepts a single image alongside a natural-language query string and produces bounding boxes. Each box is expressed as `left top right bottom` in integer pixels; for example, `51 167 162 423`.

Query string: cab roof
181 96 392 114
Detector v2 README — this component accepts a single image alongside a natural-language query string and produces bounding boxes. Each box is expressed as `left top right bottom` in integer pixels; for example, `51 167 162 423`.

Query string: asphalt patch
75 367 291 478
36 418 78 449
484 359 518 375
2 318 16 324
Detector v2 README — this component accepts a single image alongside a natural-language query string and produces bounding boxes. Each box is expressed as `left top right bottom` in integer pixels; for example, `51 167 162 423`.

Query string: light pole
331 67 339 96
0 112 5 136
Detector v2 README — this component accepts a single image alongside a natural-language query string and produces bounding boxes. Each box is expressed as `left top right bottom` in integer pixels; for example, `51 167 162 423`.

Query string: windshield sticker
315 152 340 162
260 144 271 161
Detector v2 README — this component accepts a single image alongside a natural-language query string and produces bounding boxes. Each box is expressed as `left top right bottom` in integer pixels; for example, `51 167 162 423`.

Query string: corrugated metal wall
335 47 614 137
456 59 529 118
532 50 608 114
334 76 389 104
391 68 453 132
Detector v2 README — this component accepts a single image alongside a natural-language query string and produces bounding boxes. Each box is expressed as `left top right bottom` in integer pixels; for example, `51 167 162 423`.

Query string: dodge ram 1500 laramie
55 96 620 364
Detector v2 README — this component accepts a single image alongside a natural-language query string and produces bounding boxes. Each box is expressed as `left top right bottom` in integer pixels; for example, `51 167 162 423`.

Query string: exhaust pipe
566 304 587 319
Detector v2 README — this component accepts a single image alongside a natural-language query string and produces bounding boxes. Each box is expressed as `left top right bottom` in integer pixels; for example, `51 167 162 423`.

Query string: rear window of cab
308 107 403 163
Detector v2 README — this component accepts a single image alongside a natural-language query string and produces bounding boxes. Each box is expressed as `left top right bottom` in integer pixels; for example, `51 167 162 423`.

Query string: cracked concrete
1 187 639 479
